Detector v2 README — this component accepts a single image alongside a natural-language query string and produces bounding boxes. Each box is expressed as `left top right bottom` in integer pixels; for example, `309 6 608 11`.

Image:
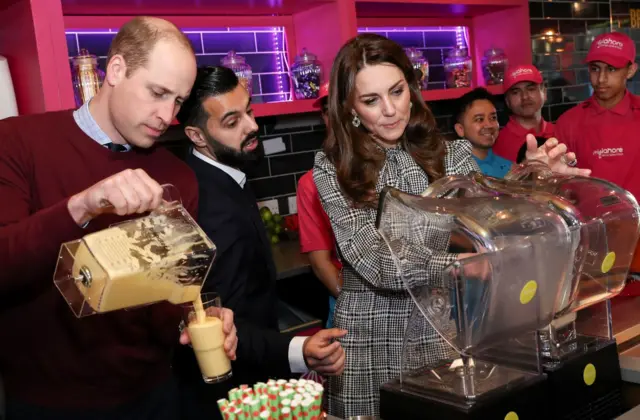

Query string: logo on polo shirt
511 68 534 78
597 37 624 50
593 147 624 158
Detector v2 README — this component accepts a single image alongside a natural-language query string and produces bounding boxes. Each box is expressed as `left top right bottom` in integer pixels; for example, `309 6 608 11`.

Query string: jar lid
447 47 469 58
72 48 98 67
221 50 247 65
404 47 424 59
295 48 317 63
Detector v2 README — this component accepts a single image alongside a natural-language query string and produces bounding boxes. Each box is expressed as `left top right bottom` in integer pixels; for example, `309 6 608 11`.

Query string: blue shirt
327 296 336 328
473 149 512 179
73 100 132 151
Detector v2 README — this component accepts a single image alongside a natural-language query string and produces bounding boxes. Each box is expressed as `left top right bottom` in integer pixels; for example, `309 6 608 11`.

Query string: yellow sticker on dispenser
520 280 538 304
505 412 519 420
583 363 596 386
601 252 616 274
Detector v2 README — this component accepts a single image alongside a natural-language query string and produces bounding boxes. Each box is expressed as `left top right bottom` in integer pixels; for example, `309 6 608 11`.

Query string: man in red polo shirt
555 32 638 199
555 31 640 294
493 64 555 162
296 82 342 328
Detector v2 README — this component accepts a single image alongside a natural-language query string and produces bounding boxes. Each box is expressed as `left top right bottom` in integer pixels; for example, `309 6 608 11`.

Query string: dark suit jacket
173 154 294 419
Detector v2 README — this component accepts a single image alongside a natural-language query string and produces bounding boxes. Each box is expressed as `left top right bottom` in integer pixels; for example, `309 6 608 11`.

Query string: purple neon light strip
66 27 286 34
273 27 285 102
357 25 469 48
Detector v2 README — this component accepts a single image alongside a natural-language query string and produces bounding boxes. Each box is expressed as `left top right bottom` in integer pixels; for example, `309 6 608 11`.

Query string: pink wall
0 0 43 115
0 0 74 115
31 0 75 112
1 0 531 115
292 1 357 84
471 4 532 86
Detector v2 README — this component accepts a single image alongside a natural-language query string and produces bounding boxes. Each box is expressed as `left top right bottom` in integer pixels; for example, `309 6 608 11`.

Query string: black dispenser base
379 373 548 420
543 338 623 420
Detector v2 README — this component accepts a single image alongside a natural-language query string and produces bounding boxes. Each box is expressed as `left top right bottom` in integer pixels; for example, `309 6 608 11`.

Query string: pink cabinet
0 0 531 117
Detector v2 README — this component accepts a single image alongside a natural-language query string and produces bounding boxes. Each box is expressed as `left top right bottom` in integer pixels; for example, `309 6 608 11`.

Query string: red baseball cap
313 82 329 109
586 32 636 68
503 65 544 91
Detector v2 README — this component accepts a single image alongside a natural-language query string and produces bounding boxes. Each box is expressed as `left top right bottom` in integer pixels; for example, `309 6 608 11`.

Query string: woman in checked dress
313 33 590 418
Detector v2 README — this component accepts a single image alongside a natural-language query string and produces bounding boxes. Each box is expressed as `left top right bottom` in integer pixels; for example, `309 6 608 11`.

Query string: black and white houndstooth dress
313 140 480 418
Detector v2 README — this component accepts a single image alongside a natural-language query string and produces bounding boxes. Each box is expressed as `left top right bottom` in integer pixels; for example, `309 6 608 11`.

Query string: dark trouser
5 379 180 420
173 344 228 420
177 379 224 420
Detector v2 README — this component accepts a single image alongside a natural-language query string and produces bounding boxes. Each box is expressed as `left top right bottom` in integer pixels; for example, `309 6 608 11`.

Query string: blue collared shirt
473 149 512 179
73 101 132 151
72 101 131 229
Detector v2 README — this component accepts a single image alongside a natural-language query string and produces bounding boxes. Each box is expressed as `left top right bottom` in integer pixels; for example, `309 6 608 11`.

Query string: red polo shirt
493 116 555 162
296 170 342 270
555 91 640 200
556 91 640 295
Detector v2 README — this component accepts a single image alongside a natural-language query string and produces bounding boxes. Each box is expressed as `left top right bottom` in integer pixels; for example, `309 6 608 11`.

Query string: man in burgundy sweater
0 17 237 420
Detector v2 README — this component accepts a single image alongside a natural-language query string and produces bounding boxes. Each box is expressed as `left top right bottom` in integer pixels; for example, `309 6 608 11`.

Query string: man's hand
180 307 238 361
303 328 347 376
524 134 591 177
67 168 165 226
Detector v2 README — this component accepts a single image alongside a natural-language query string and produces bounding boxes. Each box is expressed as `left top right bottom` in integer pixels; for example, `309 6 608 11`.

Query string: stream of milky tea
194 294 206 324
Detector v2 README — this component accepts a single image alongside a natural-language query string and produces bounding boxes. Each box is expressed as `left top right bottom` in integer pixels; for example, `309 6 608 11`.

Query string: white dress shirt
192 149 309 373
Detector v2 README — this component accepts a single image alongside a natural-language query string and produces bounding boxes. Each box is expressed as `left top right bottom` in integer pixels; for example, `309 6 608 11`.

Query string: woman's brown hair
324 33 446 208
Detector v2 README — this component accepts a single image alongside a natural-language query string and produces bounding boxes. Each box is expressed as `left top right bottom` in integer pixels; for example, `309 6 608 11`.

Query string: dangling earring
352 114 361 128
410 102 413 109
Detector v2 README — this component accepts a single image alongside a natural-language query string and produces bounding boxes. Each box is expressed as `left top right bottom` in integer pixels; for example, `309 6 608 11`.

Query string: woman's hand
457 253 491 281
524 134 591 177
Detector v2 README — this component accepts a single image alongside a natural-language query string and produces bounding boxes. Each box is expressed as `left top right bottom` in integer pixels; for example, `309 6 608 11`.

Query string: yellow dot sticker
505 412 519 420
583 363 596 386
520 280 538 305
601 252 616 274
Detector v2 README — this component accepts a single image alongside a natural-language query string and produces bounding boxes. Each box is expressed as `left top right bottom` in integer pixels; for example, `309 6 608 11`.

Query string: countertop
613 297 640 346
617 404 640 419
575 296 640 346
271 239 311 280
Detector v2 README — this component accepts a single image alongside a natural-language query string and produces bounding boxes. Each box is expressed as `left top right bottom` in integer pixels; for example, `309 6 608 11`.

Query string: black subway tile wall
612 1 640 92
248 117 326 204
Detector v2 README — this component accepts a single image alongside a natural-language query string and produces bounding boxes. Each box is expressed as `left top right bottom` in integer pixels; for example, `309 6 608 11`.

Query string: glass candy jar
71 49 105 107
444 47 472 89
482 47 508 85
290 48 322 100
405 47 429 90
221 51 253 96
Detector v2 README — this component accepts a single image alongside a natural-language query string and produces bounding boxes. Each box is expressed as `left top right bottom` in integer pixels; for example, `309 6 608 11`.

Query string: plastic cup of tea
183 293 233 384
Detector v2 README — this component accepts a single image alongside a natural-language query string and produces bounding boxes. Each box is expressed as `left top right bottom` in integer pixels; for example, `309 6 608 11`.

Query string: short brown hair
106 16 194 77
325 33 446 208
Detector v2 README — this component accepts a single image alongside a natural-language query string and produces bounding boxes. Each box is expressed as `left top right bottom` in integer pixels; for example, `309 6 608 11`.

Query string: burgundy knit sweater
0 110 198 409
